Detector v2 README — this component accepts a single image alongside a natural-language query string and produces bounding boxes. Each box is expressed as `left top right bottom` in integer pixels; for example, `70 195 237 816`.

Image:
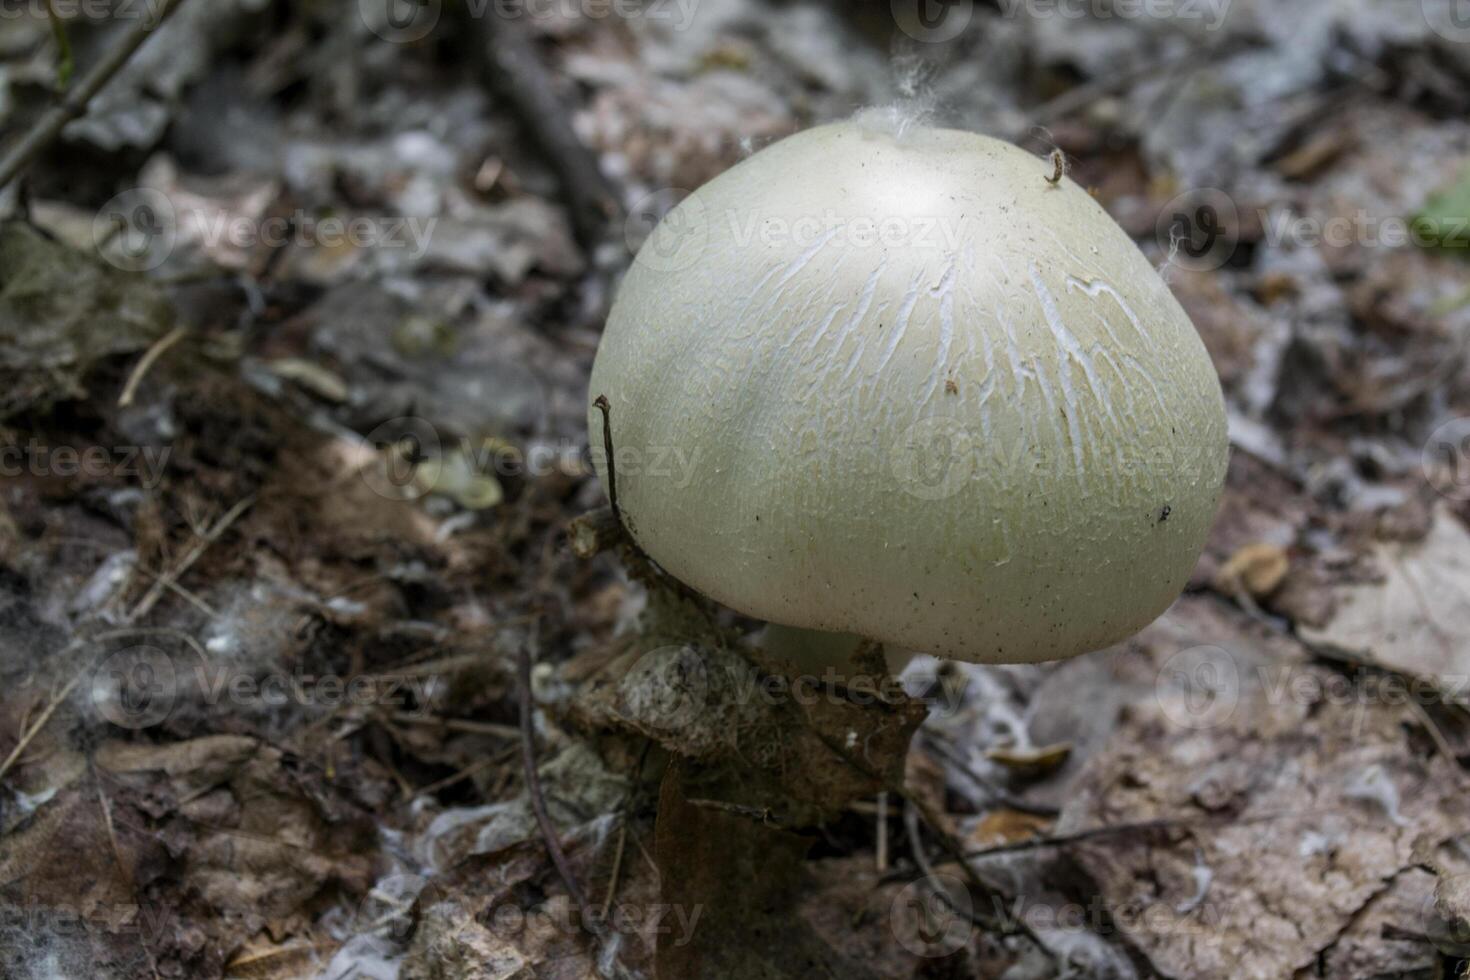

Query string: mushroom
589 119 1228 674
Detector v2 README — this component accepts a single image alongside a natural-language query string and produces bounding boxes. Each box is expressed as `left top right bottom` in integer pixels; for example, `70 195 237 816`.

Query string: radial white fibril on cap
589 120 1229 664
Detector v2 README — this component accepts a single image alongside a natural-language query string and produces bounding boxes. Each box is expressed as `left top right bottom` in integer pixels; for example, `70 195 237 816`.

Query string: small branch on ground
0 667 83 782
0 0 193 191
519 622 604 939
685 797 785 829
463 7 621 246
810 728 1048 946
125 494 254 623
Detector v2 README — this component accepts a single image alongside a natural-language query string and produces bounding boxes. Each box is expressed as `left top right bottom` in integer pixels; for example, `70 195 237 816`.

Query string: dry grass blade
126 495 254 623
0 670 83 783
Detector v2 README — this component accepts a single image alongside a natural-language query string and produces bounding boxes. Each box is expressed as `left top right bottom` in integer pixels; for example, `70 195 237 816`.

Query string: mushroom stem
761 623 914 680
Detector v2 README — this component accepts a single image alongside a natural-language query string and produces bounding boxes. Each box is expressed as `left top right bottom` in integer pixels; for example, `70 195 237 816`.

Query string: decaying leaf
1300 507 1470 685
1057 628 1470 980
0 221 174 420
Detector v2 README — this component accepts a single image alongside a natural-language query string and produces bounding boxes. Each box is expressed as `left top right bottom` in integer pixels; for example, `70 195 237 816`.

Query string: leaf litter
2 0 1470 977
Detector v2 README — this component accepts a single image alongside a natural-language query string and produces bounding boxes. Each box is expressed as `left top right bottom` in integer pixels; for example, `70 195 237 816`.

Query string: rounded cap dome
589 120 1228 663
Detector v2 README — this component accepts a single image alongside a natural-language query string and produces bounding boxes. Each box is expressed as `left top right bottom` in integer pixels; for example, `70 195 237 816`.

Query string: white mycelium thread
589 120 1228 663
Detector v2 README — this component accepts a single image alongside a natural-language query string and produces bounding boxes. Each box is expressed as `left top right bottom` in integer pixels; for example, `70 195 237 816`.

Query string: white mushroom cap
589 120 1228 664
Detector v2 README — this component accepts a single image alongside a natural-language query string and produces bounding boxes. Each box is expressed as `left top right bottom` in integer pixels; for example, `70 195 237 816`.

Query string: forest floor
2 1 1470 977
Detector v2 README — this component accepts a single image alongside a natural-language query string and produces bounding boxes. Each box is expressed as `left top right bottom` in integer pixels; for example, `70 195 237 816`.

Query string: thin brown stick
601 817 628 921
941 809 1318 865
810 727 1047 950
125 495 253 622
592 395 620 526
875 791 889 872
127 563 217 617
685 797 783 828
386 711 519 740
93 766 132 886
0 671 83 782
0 0 192 190
519 625 602 937
410 752 510 801
463 7 620 245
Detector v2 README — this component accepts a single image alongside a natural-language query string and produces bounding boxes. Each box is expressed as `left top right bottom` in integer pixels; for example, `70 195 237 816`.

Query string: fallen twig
0 669 83 782
92 765 132 886
811 727 1052 953
125 495 254 623
410 748 515 801
519 623 603 938
685 797 784 828
592 396 621 526
462 7 621 245
901 809 1331 871
600 816 628 921
875 791 889 872
386 711 519 740
0 0 193 190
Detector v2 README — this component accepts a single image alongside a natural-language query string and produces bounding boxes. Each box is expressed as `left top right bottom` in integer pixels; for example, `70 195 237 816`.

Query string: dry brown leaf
1300 507 1470 684
1059 632 1470 980
966 809 1054 849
